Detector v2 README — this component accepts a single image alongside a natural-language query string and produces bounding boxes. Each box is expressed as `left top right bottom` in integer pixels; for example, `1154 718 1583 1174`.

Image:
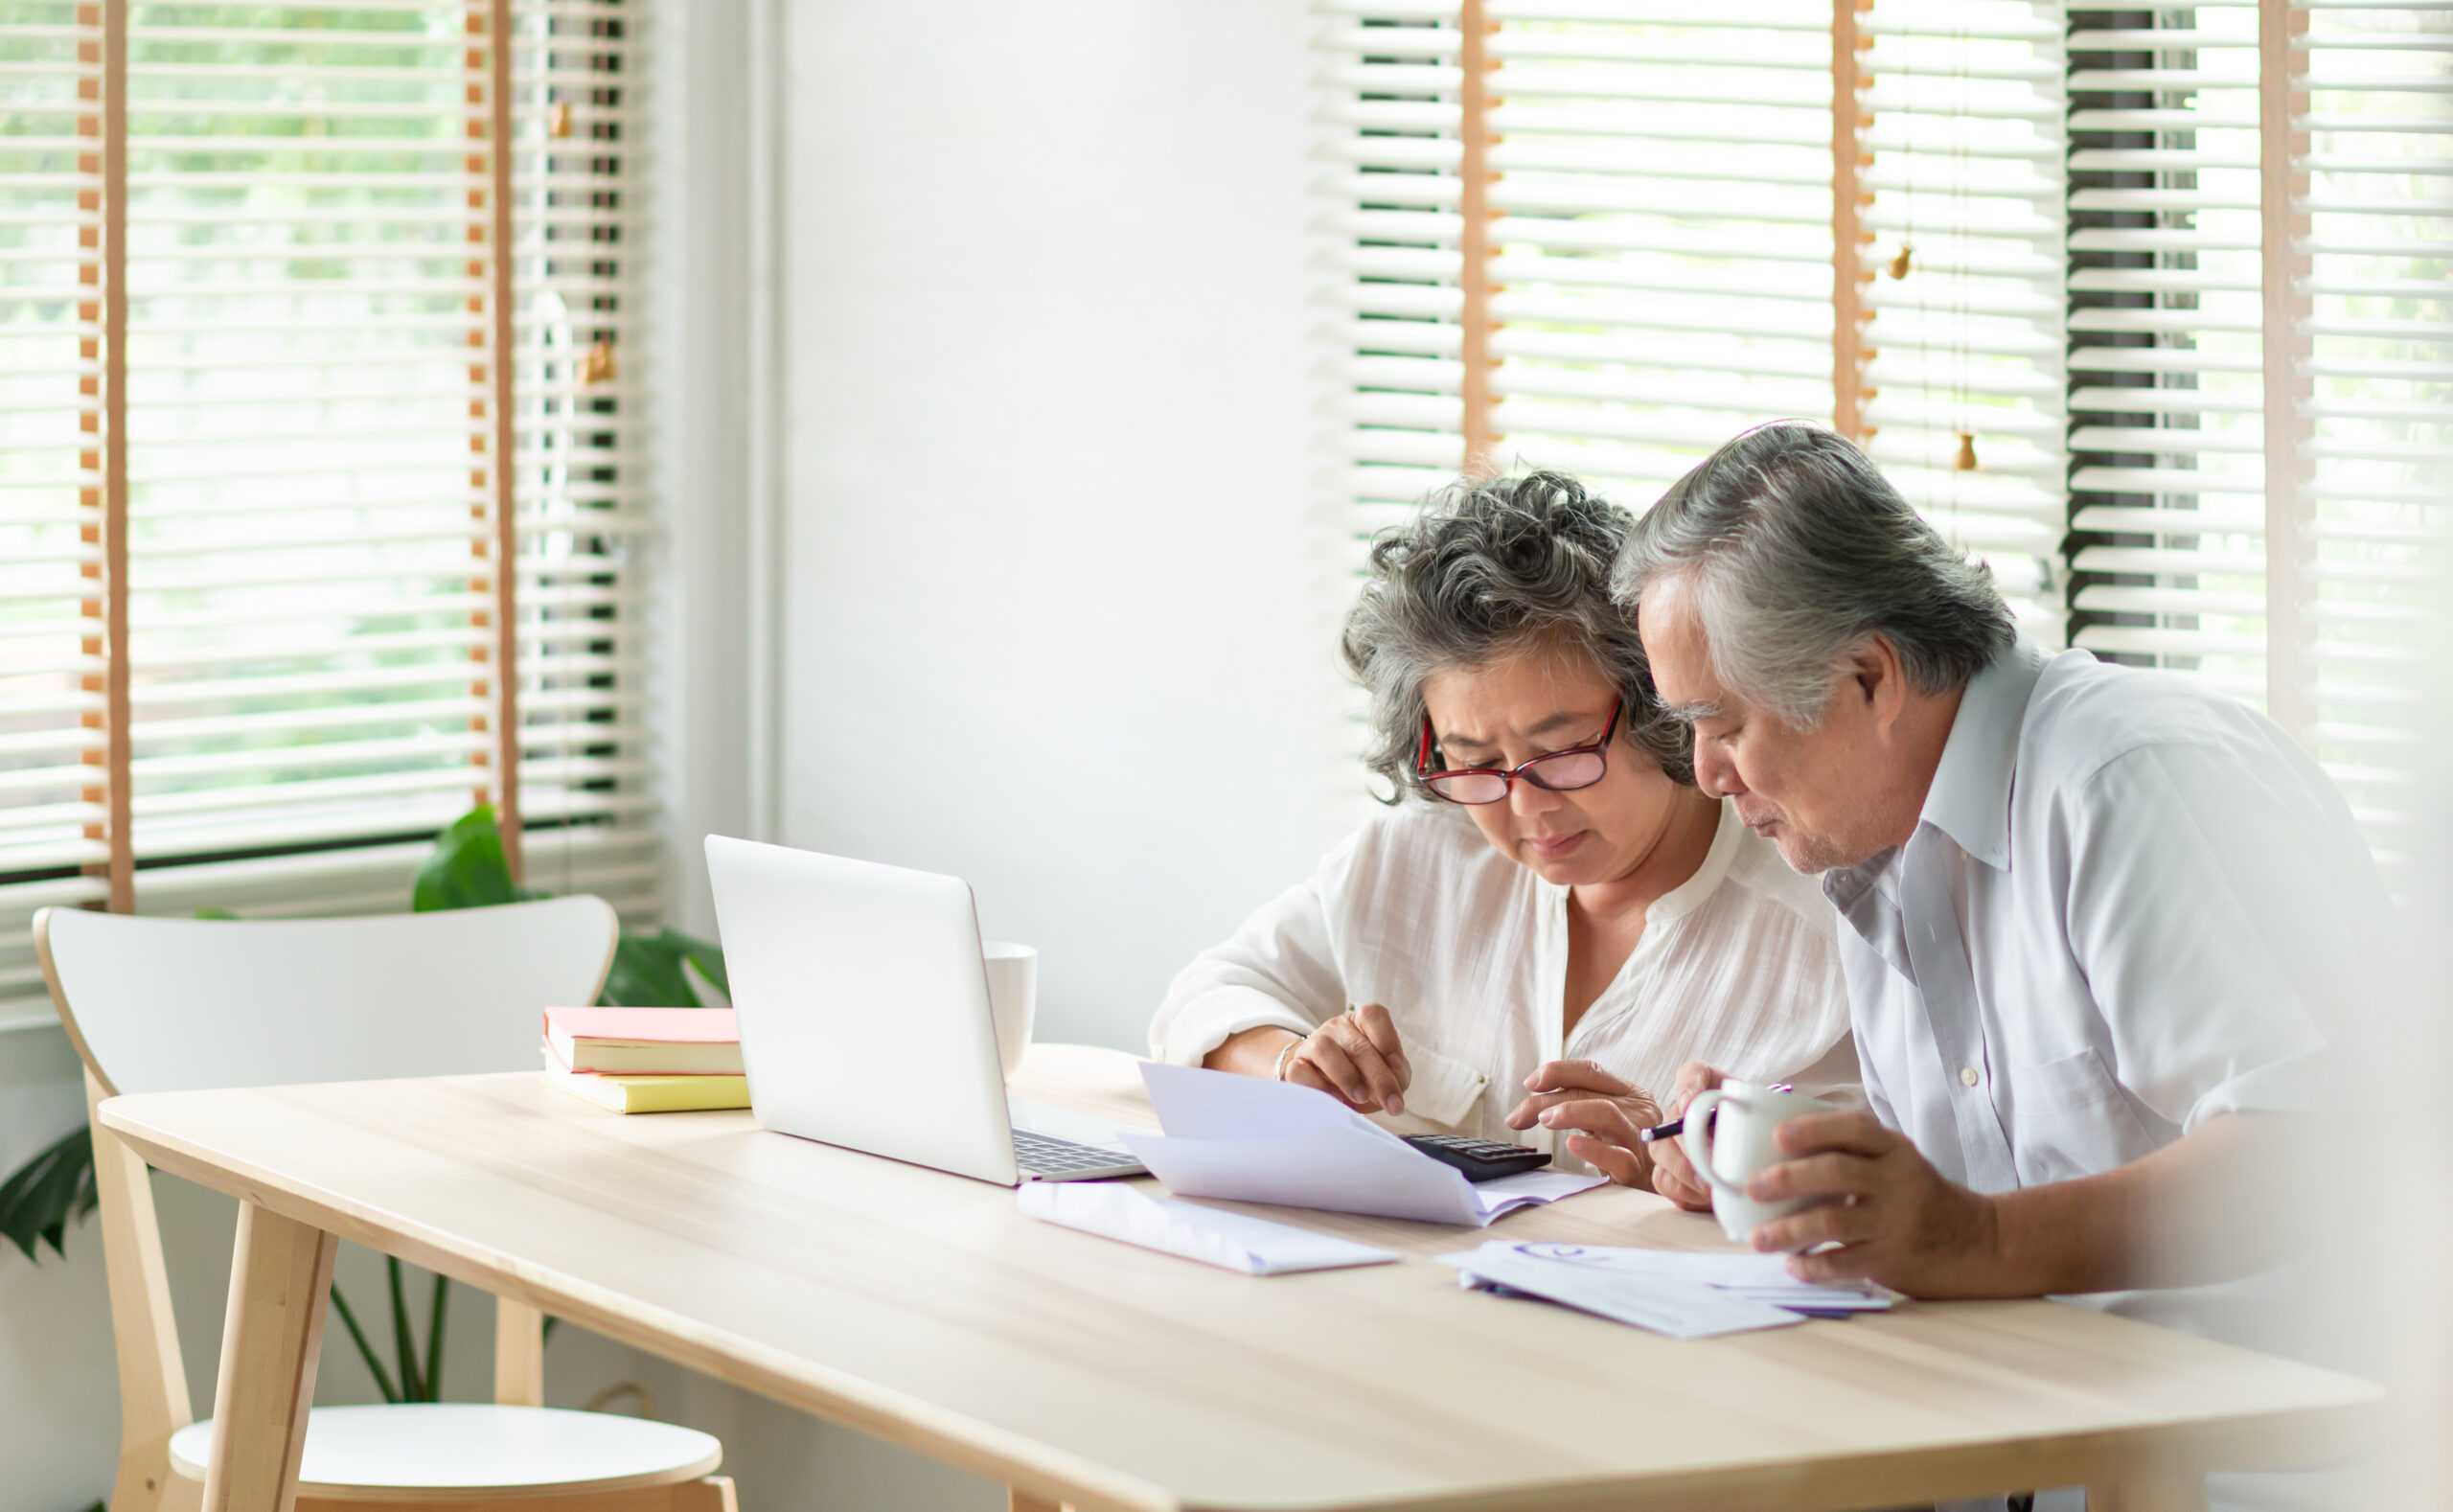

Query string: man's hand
1504 1061 1661 1188
1746 1111 2007 1297
1641 1061 1729 1212
1282 1003 1411 1115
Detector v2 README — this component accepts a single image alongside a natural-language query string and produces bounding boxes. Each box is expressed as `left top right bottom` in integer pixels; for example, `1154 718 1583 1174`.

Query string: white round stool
167 1403 722 1500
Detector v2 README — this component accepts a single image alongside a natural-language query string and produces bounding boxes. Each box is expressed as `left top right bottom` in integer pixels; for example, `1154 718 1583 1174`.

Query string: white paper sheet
1018 1180 1401 1275
1437 1242 1807 1340
1493 1243 1900 1313
1120 1063 1604 1226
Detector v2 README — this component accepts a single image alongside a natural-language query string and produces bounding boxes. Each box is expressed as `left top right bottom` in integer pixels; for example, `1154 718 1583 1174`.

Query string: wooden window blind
1856 0 2073 644
1315 0 2444 838
0 0 653 1023
0 4 111 1015
1318 0 2068 639
1320 0 1841 562
2064 8 2275 708
2280 1 2448 874
2063 0 2445 876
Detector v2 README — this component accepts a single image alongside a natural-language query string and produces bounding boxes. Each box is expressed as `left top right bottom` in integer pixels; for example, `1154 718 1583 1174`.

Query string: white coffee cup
980 941 1037 1080
1680 1083 1837 1248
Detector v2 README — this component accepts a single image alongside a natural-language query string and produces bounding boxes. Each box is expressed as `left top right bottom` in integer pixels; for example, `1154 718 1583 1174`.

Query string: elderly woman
1148 472 1856 1189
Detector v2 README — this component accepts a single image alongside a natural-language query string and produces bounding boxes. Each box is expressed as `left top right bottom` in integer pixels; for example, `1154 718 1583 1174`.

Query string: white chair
36 899 736 1512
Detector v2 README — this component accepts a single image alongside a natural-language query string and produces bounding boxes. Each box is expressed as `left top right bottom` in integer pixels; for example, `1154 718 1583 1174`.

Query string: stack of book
541 1006 748 1113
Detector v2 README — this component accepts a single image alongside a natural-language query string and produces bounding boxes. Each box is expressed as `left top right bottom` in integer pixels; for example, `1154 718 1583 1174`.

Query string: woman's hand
1282 1003 1411 1115
1642 1061 1730 1211
1201 1006 1412 1115
1505 1060 1662 1188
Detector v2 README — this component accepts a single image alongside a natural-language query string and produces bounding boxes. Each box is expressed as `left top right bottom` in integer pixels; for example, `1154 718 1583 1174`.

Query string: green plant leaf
670 929 728 999
193 906 240 921
421 1270 449 1403
412 806 536 913
328 1284 401 1404
386 1255 424 1405
601 930 711 1008
0 1126 97 1264
598 929 731 1008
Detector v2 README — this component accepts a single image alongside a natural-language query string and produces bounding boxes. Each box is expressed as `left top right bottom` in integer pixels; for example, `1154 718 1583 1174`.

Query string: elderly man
1598 423 2384 1317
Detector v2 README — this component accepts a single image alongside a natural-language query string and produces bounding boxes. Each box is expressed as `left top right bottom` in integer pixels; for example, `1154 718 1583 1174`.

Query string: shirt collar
1917 636 2050 871
1647 796 1747 926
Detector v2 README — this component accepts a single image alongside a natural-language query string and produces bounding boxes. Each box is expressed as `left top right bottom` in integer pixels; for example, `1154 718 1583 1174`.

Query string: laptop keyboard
1013 1127 1143 1178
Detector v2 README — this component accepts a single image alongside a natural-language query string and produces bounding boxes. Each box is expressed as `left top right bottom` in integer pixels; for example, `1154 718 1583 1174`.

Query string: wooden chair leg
1008 1489 1066 1512
156 1465 205 1512
111 1433 185 1512
671 1478 737 1512
493 1296 547 1407
202 1201 337 1512
89 1070 195 1512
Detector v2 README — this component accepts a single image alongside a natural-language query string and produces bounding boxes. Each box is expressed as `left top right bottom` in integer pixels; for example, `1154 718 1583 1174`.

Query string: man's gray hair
1341 470 1693 800
1612 424 2015 727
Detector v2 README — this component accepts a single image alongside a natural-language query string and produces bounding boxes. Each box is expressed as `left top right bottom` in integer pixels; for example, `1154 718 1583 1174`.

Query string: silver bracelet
1272 1032 1306 1081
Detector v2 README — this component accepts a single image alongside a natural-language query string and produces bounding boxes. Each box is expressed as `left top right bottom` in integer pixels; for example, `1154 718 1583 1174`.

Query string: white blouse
1149 798 1857 1165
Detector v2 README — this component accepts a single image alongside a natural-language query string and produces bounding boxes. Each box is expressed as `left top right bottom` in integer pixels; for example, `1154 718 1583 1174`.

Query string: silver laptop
702 835 1144 1184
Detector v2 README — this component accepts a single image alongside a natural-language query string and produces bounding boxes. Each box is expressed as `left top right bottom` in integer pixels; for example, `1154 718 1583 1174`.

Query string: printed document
1019 1181 1400 1275
1439 1242 1805 1339
1122 1063 1602 1226
1438 1241 1898 1339
1494 1243 1901 1314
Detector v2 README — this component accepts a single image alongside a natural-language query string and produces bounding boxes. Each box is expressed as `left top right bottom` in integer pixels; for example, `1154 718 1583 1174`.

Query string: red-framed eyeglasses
1414 698 1624 806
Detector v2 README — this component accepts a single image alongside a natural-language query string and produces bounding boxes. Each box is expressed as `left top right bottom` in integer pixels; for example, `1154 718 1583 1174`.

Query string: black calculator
1401 1134 1552 1182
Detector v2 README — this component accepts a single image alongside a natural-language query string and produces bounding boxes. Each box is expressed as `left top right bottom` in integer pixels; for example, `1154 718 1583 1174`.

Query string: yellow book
541 1048 750 1113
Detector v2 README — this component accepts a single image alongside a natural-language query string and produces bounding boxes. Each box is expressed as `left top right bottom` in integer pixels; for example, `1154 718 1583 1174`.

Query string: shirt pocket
1404 1044 1491 1129
2006 1046 2155 1186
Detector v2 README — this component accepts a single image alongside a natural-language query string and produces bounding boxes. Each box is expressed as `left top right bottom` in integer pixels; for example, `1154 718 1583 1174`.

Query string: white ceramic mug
1680 1083 1836 1247
981 941 1037 1080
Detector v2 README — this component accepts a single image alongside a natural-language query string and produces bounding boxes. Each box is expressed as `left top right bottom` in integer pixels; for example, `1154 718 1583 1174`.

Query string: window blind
1858 0 2072 642
0 1 653 1018
115 5 516 922
2064 1 2445 872
1320 0 1840 554
1317 0 1485 560
1318 0 1843 821
2288 1 2447 868
493 0 654 911
2064 6 2272 704
0 6 108 1019
1478 0 1840 500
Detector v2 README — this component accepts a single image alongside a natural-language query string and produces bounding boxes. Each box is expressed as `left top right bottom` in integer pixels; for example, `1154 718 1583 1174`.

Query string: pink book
543 1007 741 1076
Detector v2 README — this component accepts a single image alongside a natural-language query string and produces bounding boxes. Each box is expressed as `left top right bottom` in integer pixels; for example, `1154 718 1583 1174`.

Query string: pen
1636 1084 1790 1143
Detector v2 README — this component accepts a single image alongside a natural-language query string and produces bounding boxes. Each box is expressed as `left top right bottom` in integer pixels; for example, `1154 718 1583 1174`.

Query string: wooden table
101 1044 2375 1512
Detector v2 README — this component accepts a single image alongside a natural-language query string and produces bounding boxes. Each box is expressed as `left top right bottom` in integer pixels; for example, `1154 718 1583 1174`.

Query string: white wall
649 0 757 941
770 0 1337 1054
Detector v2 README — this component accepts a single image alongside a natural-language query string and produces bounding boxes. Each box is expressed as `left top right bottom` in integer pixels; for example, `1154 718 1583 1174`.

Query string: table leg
1007 1490 1066 1512
2086 1474 2208 1512
203 1201 337 1512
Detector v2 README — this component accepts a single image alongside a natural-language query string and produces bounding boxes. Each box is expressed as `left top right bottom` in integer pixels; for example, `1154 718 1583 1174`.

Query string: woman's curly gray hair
1341 470 1694 801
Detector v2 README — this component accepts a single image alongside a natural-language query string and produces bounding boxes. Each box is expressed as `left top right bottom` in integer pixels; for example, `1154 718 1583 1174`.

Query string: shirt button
1959 1066 1980 1088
